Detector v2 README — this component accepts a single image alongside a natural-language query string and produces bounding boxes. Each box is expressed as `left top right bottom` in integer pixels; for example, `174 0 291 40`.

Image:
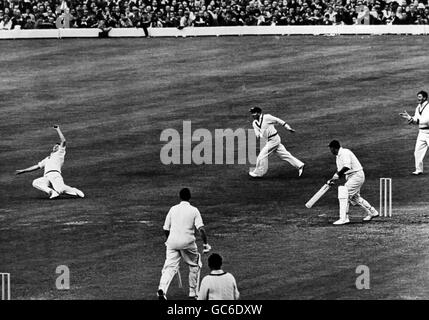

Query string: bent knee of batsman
348 194 360 205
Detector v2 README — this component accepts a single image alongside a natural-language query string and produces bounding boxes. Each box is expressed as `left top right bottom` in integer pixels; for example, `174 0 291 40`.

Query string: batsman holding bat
328 140 378 225
305 183 331 208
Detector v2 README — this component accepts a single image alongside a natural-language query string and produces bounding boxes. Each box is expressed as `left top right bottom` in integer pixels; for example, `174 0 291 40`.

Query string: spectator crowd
0 0 428 30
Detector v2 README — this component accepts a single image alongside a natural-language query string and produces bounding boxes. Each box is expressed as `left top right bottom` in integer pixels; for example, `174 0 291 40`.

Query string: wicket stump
379 178 392 217
1 273 10 300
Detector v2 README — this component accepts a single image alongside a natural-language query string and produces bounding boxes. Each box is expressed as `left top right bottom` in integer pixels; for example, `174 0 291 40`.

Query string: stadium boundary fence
1 25 429 39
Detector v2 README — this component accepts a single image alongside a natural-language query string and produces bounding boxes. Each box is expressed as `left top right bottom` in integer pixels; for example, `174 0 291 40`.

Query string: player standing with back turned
157 188 211 300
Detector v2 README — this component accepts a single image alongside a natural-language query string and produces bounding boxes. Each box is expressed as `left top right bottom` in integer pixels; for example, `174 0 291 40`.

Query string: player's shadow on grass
117 170 172 178
31 195 83 201
309 216 382 227
250 171 301 181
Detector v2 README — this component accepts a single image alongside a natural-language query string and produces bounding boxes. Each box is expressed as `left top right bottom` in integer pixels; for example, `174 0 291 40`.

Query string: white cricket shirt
336 147 363 175
163 201 204 250
412 101 429 130
252 114 286 140
38 146 66 175
198 270 240 300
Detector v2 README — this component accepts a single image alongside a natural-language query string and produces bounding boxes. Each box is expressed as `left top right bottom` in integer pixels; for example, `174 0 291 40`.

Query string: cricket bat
305 183 331 208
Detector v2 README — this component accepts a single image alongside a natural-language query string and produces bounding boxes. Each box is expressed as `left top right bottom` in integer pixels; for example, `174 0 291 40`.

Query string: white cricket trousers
159 244 202 297
414 130 429 173
252 134 304 177
345 170 373 213
32 171 79 196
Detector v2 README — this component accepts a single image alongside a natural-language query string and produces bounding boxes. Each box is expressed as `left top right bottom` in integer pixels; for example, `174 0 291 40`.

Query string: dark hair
179 188 191 201
417 90 428 100
208 253 223 270
249 107 262 114
329 140 341 149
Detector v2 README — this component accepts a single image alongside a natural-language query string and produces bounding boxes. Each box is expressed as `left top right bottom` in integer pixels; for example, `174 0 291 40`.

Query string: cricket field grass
1 35 429 299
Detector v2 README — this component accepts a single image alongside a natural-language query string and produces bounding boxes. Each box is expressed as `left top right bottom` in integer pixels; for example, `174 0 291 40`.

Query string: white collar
210 269 225 275
418 101 428 114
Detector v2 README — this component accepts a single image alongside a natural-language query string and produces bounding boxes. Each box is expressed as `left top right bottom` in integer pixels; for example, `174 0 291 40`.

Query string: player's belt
45 170 61 175
419 127 429 130
268 132 278 140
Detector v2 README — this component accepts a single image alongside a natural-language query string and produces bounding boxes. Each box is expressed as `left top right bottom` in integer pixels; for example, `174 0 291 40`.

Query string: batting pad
338 186 348 199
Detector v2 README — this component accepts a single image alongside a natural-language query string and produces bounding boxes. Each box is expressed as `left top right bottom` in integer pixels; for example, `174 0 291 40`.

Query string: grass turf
0 35 429 299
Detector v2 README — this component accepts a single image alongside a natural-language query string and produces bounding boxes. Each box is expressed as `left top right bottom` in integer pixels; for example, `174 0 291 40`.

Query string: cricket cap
249 107 262 114
328 140 341 149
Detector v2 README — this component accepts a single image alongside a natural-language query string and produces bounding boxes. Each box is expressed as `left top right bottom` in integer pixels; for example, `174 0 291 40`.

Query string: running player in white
15 125 84 199
249 107 305 178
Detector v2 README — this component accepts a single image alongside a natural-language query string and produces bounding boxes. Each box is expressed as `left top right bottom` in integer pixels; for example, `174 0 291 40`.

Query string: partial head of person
52 143 60 153
249 106 262 120
417 90 428 104
208 253 223 271
179 188 191 201
329 140 341 155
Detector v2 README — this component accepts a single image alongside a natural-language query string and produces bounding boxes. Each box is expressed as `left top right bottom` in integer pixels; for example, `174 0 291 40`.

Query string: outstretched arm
54 125 66 147
283 123 295 132
399 111 417 124
267 114 295 132
16 165 40 175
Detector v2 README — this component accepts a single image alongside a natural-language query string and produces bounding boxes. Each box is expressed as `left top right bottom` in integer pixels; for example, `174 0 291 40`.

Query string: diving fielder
249 107 305 178
15 125 84 199
399 90 429 175
328 140 378 225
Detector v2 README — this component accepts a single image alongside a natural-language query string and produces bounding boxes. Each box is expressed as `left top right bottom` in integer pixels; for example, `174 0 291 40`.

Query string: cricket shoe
49 190 60 199
188 292 197 300
363 208 379 221
333 216 350 225
298 164 305 177
249 171 261 178
157 289 167 301
412 171 423 175
74 188 85 198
